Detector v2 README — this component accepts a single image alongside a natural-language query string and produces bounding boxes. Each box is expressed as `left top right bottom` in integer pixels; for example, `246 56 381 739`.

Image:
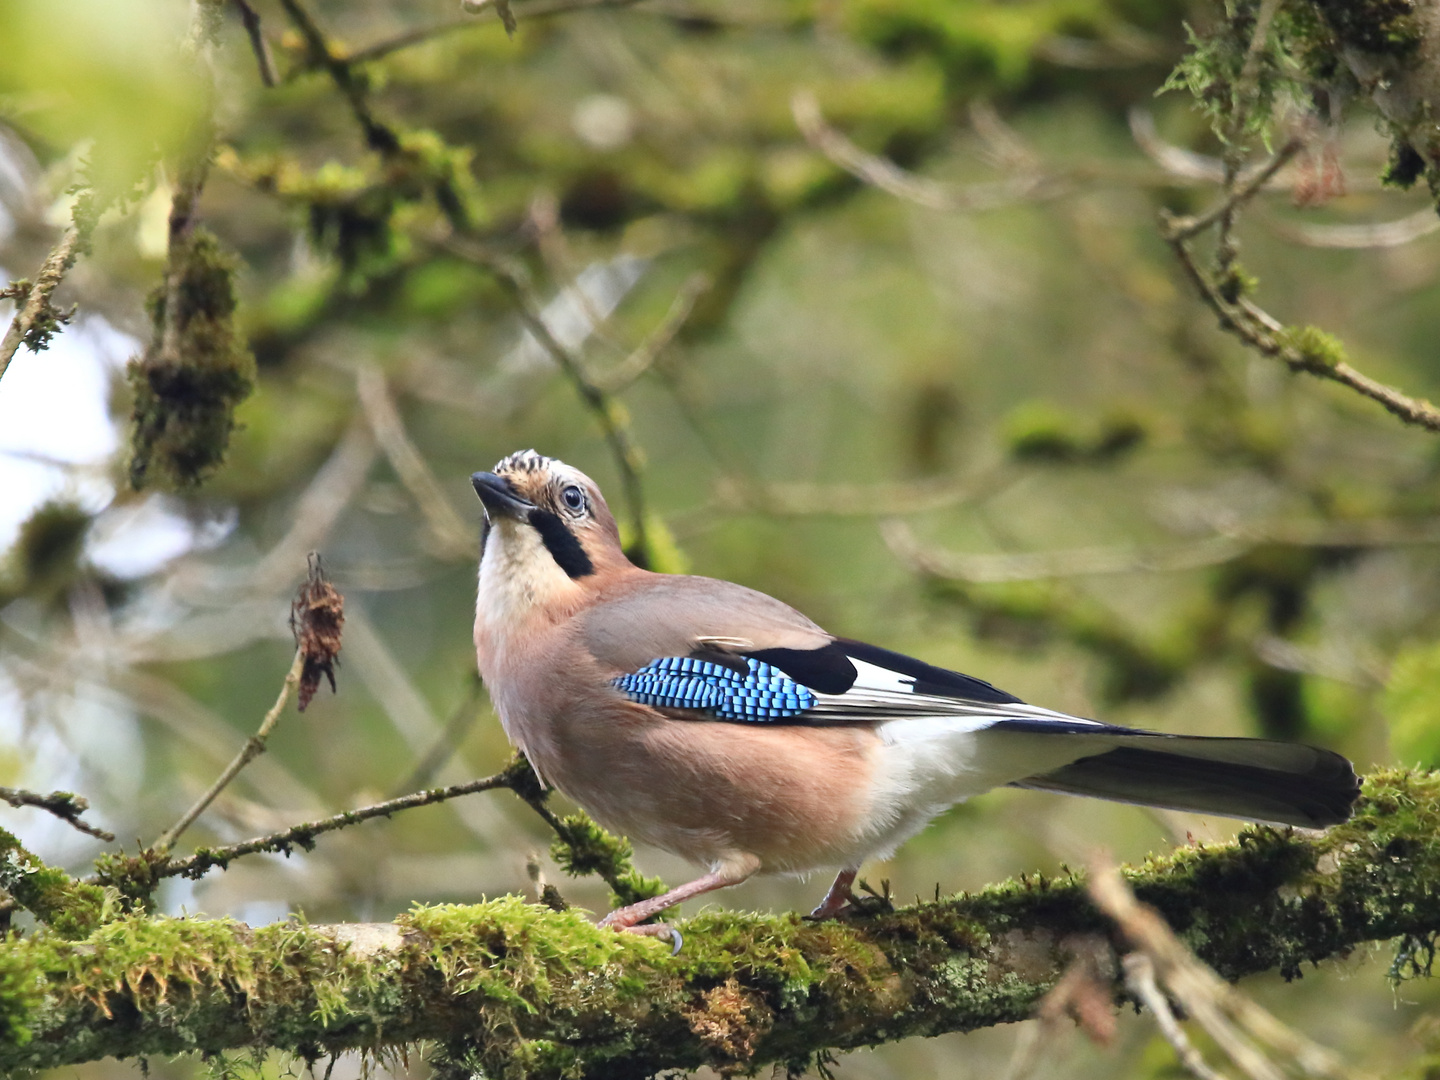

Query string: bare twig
151 543 339 857
0 227 80 382
276 0 400 153
1167 237 1440 432
883 514 1440 583
151 648 305 855
706 461 1008 519
792 91 1063 212
357 365 477 560
593 272 710 393
1089 858 1372 1080
1122 953 1231 1080
391 675 484 796
230 0 277 86
446 241 652 563
158 768 517 880
1165 138 1304 243
885 520 1247 582
246 418 378 597
1130 109 1228 183
527 192 626 356
0 787 114 843
341 0 649 65
1266 207 1440 249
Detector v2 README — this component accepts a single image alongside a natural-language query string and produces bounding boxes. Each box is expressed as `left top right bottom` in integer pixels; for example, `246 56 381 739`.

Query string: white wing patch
803 656 1110 730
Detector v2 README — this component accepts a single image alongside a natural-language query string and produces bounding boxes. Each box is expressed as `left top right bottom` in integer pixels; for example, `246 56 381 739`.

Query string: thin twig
334 0 649 65
0 228 80 382
883 514 1440 584
1232 0 1284 137
447 241 652 563
593 272 709 393
793 91 1064 212
708 463 1008 519
1266 207 1440 249
356 365 477 560
391 676 484 796
158 768 516 880
1165 138 1304 243
1122 953 1231 1080
276 0 400 153
0 787 115 842
151 648 305 854
527 193 628 355
1090 858 1373 1080
1168 237 1440 432
230 0 277 86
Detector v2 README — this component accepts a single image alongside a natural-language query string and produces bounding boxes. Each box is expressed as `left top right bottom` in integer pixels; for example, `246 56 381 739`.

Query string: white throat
476 519 582 629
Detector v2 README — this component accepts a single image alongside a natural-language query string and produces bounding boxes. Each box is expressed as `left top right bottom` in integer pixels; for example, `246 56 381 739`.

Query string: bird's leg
599 856 759 934
808 867 859 920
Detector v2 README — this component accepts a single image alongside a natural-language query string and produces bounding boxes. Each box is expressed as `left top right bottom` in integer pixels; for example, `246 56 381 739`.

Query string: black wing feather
744 638 1024 704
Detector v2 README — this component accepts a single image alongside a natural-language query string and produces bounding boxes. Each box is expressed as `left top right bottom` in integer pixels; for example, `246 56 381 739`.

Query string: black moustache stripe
528 508 595 579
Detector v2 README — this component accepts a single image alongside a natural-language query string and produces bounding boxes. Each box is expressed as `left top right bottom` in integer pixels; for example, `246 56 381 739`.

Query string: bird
471 449 1361 940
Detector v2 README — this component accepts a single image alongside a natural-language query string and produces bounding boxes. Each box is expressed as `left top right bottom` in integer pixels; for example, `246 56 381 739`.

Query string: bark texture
0 768 1436 1077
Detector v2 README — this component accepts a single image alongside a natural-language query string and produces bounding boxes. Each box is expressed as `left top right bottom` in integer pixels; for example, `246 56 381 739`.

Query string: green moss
547 814 667 908
1278 324 1348 371
3 771 1440 1075
401 897 637 1007
0 828 116 939
93 849 172 912
128 229 256 491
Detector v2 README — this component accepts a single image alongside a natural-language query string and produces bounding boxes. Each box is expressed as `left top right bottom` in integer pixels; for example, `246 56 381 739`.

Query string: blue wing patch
613 656 816 721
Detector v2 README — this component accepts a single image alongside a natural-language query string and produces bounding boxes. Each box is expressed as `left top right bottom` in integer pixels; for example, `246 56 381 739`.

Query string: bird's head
471 451 629 603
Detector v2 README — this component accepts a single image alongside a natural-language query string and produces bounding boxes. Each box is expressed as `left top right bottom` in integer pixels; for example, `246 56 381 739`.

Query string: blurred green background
3 0 1440 1075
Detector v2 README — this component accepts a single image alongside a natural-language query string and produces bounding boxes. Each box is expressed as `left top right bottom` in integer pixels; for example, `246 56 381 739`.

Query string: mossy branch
2 769 1438 1076
1165 231 1440 432
0 788 114 843
0 227 80 383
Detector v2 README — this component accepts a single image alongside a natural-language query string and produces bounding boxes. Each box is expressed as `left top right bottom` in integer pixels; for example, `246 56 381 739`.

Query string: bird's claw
604 920 683 954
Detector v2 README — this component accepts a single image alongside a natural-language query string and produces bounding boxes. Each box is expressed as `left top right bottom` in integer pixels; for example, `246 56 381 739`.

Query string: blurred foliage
1388 639 1440 768
2 0 1440 1076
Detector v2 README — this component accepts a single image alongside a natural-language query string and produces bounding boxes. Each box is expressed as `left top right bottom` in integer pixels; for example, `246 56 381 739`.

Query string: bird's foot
598 914 683 954
805 890 861 921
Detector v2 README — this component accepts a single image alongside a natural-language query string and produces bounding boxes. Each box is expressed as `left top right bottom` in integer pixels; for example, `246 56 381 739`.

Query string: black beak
471 472 535 521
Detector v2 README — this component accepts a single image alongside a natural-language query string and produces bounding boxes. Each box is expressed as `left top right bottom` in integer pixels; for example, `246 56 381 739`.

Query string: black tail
1011 734 1361 828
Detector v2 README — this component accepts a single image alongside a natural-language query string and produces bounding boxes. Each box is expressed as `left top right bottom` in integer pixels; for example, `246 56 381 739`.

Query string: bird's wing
598 611 1360 827
587 585 1058 727
579 573 833 676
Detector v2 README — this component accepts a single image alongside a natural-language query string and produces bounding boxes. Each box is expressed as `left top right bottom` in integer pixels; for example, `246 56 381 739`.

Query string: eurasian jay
471 450 1361 938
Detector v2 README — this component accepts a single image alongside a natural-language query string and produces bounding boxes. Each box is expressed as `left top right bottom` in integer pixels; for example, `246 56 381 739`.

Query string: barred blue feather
613 656 816 721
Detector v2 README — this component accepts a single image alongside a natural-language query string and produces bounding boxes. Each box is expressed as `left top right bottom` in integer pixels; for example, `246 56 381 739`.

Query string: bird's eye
561 485 586 513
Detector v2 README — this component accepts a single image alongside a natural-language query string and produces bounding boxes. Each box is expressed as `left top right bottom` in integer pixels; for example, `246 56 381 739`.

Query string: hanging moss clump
127 228 255 490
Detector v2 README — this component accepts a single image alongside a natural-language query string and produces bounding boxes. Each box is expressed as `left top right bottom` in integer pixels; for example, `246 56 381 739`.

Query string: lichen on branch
2 769 1439 1076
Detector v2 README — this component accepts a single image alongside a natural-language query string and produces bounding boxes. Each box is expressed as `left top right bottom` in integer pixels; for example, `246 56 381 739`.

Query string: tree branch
1166 235 1440 432
4 769 1437 1075
156 767 517 880
230 0 277 87
0 227 80 383
151 648 306 854
446 241 654 566
0 787 114 843
1165 138 1304 243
